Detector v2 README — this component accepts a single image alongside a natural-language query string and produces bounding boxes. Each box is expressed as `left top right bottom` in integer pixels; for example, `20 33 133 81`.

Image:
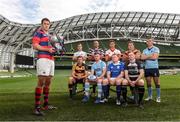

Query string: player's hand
48 48 55 53
77 75 82 80
131 81 136 87
107 77 111 81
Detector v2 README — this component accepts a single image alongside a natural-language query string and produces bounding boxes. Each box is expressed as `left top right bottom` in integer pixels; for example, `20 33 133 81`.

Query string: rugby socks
97 83 102 98
107 84 110 97
84 82 90 97
156 85 161 98
35 87 42 109
92 85 96 94
147 85 152 98
121 85 127 102
43 87 49 107
116 85 121 100
130 86 135 96
68 84 73 98
138 86 145 104
102 85 108 99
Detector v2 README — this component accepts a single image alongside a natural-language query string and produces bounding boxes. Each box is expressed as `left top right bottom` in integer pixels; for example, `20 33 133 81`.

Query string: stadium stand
0 12 180 72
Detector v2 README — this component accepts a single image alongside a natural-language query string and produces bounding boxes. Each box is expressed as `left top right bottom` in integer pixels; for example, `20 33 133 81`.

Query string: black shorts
145 68 160 77
74 78 84 83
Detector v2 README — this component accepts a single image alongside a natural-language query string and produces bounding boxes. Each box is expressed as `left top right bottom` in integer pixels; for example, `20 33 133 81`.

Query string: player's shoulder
153 46 159 50
101 60 106 65
33 29 44 37
135 60 142 65
73 63 78 67
115 48 121 52
134 49 141 53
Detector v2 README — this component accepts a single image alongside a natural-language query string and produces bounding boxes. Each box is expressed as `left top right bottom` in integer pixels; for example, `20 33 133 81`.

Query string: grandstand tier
0 12 180 71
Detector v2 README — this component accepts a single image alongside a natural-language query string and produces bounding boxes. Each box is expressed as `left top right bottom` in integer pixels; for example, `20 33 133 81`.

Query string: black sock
68 84 73 98
93 85 96 93
121 85 127 102
130 86 134 96
116 85 121 100
138 86 145 104
107 85 110 97
102 85 108 99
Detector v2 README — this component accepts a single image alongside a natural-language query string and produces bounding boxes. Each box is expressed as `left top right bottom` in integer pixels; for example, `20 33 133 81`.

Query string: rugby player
102 54 125 105
88 40 104 94
141 38 161 103
122 40 141 99
82 53 106 103
123 52 145 108
68 56 88 99
105 40 121 98
32 18 56 116
105 40 121 63
88 40 104 61
122 40 141 62
73 43 87 61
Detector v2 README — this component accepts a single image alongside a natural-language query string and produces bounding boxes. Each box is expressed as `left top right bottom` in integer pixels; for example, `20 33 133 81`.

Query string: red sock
43 87 49 107
35 87 42 109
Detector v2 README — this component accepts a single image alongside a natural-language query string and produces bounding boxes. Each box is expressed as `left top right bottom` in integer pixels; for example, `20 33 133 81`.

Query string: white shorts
110 77 116 81
36 58 55 76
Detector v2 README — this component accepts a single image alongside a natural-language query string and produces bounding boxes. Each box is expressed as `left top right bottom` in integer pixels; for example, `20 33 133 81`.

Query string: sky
0 0 180 24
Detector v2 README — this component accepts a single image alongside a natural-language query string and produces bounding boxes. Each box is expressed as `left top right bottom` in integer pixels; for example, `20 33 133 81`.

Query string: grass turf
0 70 180 121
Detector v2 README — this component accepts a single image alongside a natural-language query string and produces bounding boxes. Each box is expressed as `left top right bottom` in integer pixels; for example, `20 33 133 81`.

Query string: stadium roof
0 11 180 50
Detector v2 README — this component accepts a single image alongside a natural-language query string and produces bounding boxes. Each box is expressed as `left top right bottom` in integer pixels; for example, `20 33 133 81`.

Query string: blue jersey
107 61 124 78
143 46 160 69
91 60 106 77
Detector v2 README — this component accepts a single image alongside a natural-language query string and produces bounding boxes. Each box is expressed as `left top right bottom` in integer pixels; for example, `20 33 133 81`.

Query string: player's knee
37 81 44 87
122 79 128 85
137 79 144 86
103 79 108 85
69 77 74 84
69 77 73 81
97 79 102 84
116 80 121 85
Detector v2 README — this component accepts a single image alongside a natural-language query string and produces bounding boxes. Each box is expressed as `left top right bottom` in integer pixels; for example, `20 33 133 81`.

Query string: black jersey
124 60 143 81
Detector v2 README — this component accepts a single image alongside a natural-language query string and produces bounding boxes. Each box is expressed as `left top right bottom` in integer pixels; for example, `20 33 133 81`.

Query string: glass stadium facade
0 12 180 71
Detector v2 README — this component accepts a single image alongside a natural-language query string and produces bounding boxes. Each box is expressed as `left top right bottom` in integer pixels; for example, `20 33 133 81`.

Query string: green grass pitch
0 70 180 121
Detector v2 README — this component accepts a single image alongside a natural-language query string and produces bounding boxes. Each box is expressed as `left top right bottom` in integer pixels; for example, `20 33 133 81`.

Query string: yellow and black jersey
72 63 87 77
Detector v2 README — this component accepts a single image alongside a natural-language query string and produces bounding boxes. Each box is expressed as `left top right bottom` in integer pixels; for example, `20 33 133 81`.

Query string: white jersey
105 49 121 57
73 51 87 58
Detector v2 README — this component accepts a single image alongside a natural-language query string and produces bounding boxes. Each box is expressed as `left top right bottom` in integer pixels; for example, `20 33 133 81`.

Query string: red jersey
32 29 54 60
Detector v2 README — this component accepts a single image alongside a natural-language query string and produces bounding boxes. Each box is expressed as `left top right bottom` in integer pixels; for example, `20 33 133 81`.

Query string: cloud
0 0 180 24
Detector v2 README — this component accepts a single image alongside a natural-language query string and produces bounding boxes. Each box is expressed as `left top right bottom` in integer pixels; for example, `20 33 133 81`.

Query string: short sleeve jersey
72 63 87 77
89 48 104 56
124 60 143 79
32 29 54 60
91 60 106 77
107 61 124 78
105 49 121 57
142 46 160 69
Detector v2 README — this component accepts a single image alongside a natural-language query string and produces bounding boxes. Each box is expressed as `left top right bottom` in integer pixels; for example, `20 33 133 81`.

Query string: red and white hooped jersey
105 48 121 57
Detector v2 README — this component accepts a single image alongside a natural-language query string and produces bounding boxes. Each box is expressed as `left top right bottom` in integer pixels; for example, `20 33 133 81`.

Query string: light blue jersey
143 46 160 69
91 60 106 77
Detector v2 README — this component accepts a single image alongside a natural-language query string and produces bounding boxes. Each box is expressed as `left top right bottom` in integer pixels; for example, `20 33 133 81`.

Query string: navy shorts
145 68 160 77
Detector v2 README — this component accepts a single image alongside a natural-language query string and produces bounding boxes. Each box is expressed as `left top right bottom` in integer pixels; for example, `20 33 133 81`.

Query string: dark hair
109 39 115 43
93 40 99 43
41 18 50 24
127 40 134 45
94 52 100 55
